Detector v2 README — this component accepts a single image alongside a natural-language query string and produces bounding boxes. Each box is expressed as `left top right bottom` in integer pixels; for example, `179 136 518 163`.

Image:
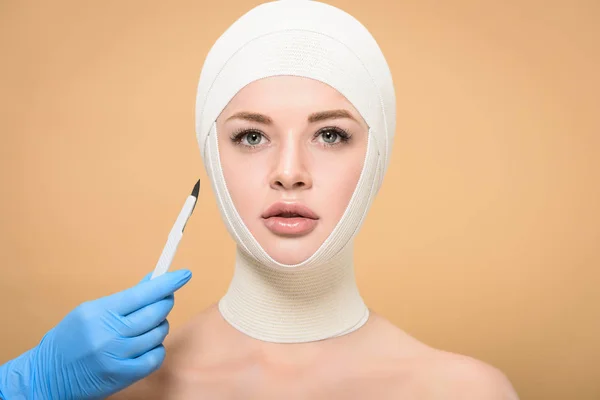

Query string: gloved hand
0 269 192 400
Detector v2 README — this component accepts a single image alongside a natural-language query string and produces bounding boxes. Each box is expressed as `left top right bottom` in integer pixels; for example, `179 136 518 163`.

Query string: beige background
1 1 598 398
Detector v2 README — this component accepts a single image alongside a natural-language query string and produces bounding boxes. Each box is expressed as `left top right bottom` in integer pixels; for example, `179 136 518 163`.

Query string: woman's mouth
261 202 319 237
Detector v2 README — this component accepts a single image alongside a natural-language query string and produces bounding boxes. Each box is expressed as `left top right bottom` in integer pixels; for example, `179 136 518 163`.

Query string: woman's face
216 76 368 265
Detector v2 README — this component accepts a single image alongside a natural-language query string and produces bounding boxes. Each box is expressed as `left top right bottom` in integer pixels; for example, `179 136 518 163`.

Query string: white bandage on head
195 0 396 343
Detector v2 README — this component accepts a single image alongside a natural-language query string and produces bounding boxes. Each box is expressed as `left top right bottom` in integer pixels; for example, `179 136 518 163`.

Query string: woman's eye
321 130 339 144
244 132 262 145
316 128 350 146
234 131 264 146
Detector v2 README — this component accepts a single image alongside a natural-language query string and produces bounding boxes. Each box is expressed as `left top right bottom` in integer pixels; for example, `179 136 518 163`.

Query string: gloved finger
119 344 166 382
138 272 153 284
106 269 191 315
120 319 170 359
118 295 174 337
92 272 155 310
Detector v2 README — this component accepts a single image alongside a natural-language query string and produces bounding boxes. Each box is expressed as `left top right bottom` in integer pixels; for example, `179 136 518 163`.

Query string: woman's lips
261 201 319 236
263 216 318 236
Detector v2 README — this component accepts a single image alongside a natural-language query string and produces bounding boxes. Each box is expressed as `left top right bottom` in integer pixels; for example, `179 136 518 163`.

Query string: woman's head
216 76 369 265
195 0 396 270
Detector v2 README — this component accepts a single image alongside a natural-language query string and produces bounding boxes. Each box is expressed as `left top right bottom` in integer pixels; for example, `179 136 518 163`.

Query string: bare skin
108 305 519 399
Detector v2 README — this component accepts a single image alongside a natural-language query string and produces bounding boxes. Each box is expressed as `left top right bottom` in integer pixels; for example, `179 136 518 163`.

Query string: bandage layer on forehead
195 0 396 180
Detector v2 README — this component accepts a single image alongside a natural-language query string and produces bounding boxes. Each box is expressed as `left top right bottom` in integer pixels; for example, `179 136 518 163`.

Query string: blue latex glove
0 269 192 400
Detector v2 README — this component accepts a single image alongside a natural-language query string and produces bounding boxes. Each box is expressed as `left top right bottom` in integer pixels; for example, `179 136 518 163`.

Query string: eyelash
229 127 352 148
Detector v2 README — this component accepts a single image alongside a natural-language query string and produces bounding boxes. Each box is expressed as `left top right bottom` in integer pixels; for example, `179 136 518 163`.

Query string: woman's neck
218 243 369 343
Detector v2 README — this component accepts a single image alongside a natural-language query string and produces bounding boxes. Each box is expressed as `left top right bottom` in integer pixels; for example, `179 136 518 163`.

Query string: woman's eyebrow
308 109 357 123
225 109 357 125
226 111 272 124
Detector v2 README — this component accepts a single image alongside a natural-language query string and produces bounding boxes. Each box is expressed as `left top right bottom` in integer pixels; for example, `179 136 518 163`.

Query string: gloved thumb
138 272 154 284
106 269 192 316
138 268 192 284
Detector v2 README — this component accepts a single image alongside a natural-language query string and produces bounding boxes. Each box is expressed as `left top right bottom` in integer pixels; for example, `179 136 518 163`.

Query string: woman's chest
160 363 422 400
164 381 417 400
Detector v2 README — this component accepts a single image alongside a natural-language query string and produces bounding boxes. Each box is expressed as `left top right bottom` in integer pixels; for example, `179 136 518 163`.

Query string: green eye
230 129 268 148
321 130 339 143
245 132 262 145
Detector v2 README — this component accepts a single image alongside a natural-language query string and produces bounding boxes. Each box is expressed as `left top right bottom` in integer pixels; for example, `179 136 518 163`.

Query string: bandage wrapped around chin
194 0 397 343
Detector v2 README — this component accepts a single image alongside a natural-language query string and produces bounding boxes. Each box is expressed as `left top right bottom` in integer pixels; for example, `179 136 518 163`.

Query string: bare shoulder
365 312 519 399
413 350 520 400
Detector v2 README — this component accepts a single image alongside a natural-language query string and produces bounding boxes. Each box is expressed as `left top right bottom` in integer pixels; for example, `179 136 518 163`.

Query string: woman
112 1 519 398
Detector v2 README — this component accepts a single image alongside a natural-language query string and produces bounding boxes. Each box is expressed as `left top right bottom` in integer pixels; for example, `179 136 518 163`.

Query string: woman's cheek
315 159 360 218
233 159 269 218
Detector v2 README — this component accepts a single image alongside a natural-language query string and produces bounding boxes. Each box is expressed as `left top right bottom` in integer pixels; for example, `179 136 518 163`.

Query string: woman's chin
246 223 330 266
257 238 321 266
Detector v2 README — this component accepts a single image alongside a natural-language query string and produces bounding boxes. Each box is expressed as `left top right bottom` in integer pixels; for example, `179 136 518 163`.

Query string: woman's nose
269 139 313 191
